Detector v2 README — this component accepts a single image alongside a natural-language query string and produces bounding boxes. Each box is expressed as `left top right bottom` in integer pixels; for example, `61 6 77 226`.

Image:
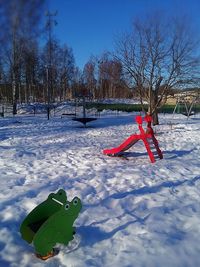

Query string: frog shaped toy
20 189 82 260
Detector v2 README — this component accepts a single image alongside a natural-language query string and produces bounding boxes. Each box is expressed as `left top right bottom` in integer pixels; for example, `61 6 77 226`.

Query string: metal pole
46 67 50 120
83 95 86 118
45 11 57 120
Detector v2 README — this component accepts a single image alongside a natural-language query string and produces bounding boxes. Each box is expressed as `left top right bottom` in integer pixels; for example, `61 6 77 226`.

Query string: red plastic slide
103 115 163 163
103 134 140 156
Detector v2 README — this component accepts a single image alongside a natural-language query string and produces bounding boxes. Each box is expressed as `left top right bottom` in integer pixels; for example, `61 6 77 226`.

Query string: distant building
166 89 200 105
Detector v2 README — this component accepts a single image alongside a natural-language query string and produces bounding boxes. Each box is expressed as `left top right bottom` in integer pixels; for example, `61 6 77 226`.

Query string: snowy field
0 111 200 267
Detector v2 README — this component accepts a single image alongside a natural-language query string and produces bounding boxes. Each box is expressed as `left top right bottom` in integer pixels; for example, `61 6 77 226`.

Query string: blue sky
48 0 200 70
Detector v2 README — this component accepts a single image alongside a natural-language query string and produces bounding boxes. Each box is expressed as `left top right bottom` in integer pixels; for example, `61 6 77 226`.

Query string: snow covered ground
0 110 200 267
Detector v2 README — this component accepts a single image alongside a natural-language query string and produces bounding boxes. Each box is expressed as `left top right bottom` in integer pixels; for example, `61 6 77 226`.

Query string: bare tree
0 0 46 113
83 59 97 99
41 39 75 102
22 41 40 103
115 13 200 124
71 67 84 98
96 53 128 99
57 45 75 101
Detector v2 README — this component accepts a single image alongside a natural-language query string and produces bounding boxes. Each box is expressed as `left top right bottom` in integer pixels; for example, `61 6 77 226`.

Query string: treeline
0 38 133 103
0 0 132 107
0 38 78 103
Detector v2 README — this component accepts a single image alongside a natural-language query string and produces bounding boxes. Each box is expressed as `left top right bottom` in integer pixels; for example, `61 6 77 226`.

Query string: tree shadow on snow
78 175 200 247
83 175 200 211
101 175 200 202
163 149 195 159
78 213 149 247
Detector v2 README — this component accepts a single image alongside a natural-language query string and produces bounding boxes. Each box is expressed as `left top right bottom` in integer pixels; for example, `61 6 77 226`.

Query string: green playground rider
20 189 82 260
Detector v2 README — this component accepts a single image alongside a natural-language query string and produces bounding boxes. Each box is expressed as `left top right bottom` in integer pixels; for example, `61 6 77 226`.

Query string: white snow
0 110 200 267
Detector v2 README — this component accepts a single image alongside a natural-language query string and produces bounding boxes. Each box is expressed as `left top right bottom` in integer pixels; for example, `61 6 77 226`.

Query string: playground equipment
103 115 163 163
173 92 200 118
20 189 82 260
72 90 97 127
